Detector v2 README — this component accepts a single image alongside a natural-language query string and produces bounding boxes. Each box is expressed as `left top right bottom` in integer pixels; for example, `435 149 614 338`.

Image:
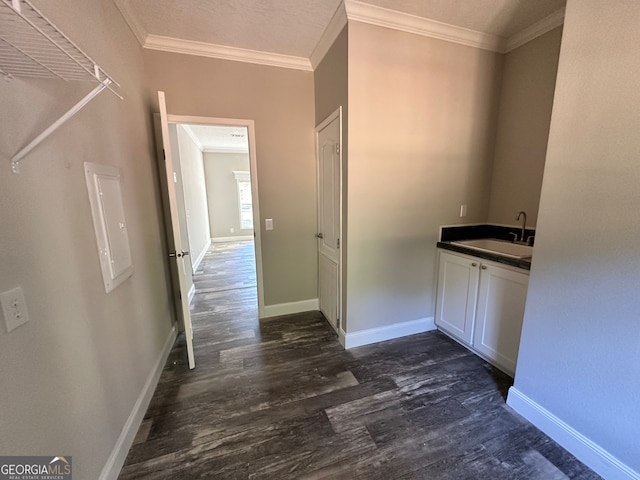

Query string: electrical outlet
460 204 467 217
230 228 235 233
1 286 29 333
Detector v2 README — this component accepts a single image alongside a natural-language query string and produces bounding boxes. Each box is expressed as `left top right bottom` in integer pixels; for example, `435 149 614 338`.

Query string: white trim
338 327 347 348
165 114 266 319
144 35 313 71
116 0 563 71
233 170 250 181
211 235 254 243
343 317 436 349
263 299 319 318
203 146 249 154
507 388 640 480
99 325 177 480
505 9 565 53
192 238 210 272
310 2 348 69
179 125 204 151
112 0 147 46
344 0 504 53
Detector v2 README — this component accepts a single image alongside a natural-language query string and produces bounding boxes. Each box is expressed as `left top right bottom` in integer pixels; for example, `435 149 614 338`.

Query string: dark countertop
437 241 531 271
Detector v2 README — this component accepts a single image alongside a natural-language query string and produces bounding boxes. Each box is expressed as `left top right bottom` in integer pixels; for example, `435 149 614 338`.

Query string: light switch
460 204 467 217
1 286 29 333
265 218 273 231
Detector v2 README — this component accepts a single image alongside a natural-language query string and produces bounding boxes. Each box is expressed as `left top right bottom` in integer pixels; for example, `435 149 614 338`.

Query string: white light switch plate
1 286 29 333
265 219 273 231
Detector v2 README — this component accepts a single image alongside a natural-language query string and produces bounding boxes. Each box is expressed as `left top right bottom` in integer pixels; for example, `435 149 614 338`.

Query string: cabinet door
435 252 480 345
473 264 529 375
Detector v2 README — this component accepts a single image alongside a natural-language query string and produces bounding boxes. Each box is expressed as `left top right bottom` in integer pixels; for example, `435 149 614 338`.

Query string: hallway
118 243 599 479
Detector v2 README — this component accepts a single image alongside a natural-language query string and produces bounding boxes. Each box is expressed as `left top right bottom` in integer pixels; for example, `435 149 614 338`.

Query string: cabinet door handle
471 262 477 267
481 265 487 270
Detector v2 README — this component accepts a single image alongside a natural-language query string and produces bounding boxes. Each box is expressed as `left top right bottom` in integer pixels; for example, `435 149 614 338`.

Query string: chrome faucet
516 211 527 242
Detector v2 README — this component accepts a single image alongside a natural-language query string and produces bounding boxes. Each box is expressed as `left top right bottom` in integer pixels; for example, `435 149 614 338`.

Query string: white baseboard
338 327 347 348
192 238 211 271
188 284 196 304
99 325 177 480
211 235 253 243
343 317 436 349
507 387 639 480
262 298 319 318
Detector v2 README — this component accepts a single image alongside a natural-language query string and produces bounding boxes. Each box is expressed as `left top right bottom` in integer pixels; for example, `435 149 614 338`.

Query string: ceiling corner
112 0 147 46
180 125 204 152
310 2 348 70
505 8 565 53
343 0 505 53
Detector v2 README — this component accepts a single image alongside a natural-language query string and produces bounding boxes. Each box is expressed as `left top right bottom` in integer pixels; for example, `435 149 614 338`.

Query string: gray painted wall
144 50 317 306
203 152 251 239
0 0 174 478
347 22 502 333
314 25 349 328
512 0 640 473
488 27 562 228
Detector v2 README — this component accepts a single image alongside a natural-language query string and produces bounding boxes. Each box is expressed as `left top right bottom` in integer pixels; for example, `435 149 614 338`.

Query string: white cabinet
435 250 529 376
435 252 480 345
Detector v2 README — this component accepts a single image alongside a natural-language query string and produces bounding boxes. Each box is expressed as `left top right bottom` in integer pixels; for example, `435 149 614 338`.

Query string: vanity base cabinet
435 252 479 346
473 264 529 375
435 250 529 376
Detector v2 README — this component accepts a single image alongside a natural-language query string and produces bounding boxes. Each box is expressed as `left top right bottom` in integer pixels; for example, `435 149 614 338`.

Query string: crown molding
203 147 249 154
180 125 204 151
344 0 504 53
310 2 348 70
505 8 565 53
112 0 147 46
144 35 313 71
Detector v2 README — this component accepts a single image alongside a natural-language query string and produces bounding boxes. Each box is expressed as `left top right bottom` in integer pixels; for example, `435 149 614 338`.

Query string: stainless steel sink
451 239 533 259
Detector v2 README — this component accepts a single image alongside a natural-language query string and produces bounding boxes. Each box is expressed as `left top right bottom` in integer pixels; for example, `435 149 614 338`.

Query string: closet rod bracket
11 78 113 174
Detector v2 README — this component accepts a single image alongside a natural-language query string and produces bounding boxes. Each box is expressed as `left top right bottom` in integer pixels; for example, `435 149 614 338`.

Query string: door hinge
336 143 340 155
337 238 340 249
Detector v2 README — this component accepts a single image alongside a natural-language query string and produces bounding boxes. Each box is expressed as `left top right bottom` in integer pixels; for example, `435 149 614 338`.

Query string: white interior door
158 91 196 369
316 108 342 331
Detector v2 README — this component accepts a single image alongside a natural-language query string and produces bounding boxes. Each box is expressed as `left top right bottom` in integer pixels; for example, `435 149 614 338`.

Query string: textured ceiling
118 0 566 58
125 0 343 57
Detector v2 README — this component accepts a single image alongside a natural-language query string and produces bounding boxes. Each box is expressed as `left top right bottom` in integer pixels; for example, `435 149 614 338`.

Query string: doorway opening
165 115 265 320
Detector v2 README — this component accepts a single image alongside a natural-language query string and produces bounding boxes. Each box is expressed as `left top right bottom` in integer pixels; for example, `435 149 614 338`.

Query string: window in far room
234 171 253 229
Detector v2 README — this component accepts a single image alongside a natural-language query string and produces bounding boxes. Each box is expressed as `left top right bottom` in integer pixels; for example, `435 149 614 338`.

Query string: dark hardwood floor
119 241 600 479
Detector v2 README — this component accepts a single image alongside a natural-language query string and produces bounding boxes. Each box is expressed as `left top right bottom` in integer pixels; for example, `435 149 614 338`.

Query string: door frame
315 106 343 332
166 114 266 319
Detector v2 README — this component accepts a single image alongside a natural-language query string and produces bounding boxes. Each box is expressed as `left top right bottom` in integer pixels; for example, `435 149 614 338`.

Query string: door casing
161 113 266 320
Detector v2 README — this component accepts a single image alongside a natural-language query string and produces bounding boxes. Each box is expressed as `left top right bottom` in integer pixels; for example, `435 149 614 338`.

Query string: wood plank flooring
119 241 600 479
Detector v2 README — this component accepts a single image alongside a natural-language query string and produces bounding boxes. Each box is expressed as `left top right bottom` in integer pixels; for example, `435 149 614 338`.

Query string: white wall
0 0 174 478
203 152 252 239
510 0 640 476
176 125 211 268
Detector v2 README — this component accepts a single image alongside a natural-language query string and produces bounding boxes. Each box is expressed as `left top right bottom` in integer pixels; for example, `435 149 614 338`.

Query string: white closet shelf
1 0 122 173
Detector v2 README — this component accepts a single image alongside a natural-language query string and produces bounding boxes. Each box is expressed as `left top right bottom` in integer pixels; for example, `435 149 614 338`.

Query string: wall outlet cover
1 286 29 333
